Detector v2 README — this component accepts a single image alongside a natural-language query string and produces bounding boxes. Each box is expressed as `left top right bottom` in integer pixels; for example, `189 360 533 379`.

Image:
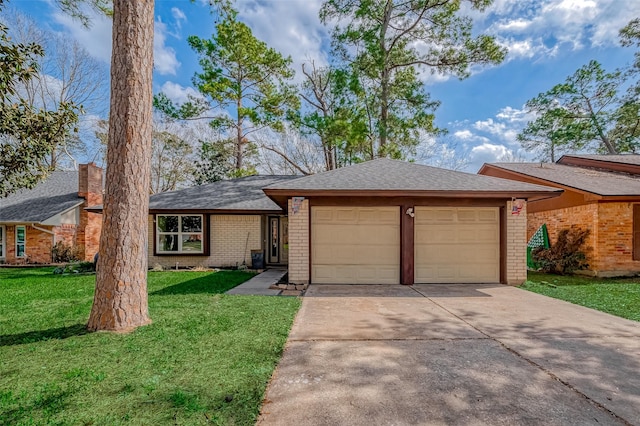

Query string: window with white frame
16 225 26 257
156 215 204 254
0 225 5 258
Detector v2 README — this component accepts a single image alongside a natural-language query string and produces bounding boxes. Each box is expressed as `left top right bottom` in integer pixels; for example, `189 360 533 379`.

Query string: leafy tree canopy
518 61 640 161
0 0 79 197
154 11 298 175
318 0 506 160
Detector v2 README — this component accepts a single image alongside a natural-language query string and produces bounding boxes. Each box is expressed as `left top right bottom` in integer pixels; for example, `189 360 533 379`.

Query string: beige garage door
312 207 400 284
415 207 500 283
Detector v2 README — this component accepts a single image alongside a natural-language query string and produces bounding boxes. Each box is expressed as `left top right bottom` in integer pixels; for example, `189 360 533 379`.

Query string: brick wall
76 163 103 261
147 214 263 269
527 202 640 276
287 198 309 284
3 225 55 264
54 224 78 247
528 203 598 270
595 203 640 276
211 215 262 267
506 200 528 285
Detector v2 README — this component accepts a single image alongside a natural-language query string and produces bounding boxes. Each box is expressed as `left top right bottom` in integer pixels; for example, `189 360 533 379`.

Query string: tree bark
378 0 393 155
87 0 154 332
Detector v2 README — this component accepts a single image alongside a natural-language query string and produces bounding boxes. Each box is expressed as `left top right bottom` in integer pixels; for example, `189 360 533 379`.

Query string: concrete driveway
257 284 640 425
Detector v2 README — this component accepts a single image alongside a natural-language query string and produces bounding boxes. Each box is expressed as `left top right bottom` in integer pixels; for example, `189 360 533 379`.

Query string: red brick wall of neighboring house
528 203 599 272
528 202 640 276
595 202 640 276
76 163 103 261
54 224 78 249
4 225 54 264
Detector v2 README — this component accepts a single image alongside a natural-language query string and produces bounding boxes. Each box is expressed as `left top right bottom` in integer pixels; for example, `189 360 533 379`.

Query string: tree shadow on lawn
0 324 88 347
151 271 253 296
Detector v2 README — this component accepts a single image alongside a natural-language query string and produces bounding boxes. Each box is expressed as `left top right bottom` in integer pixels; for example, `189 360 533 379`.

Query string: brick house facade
0 163 103 264
479 155 640 277
142 160 557 285
265 159 557 286
141 176 297 270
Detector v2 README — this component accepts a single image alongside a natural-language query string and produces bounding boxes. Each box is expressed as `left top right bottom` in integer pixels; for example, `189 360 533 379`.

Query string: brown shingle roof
487 162 640 196
265 158 561 195
147 175 299 212
559 154 640 166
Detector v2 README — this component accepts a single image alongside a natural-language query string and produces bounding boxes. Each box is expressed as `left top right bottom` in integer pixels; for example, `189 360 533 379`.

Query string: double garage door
311 206 500 284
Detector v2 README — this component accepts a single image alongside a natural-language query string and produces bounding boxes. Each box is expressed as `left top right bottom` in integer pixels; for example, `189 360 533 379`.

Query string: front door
268 216 289 265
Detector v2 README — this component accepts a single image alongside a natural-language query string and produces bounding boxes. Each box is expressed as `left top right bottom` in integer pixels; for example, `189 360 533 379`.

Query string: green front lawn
0 267 301 425
522 272 640 322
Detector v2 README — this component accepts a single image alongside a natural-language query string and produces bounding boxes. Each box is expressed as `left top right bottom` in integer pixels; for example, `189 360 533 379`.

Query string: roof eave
148 208 285 214
263 188 563 206
0 220 44 225
480 163 606 197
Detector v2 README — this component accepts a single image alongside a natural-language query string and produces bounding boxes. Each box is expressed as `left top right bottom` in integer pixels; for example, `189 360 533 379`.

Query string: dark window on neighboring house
634 205 640 261
16 225 26 257
0 225 5 259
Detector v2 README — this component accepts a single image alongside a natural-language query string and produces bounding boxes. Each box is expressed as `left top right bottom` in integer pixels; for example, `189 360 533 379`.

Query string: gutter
31 223 56 244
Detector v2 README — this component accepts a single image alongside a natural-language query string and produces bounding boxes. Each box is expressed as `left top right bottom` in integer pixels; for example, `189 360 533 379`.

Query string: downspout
32 224 56 263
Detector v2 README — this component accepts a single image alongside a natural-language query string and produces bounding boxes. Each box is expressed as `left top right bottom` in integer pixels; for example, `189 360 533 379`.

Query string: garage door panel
415 207 500 284
361 208 398 224
459 264 499 279
313 265 398 284
312 207 400 284
478 209 499 221
415 208 456 224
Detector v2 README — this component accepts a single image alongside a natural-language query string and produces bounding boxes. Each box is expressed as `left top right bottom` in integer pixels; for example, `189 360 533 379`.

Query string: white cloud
468 143 514 171
52 7 180 76
492 18 532 33
497 37 560 61
159 81 201 105
495 106 536 123
446 105 537 171
154 19 180 76
453 130 475 140
52 9 112 63
171 7 187 27
473 118 506 135
471 142 511 158
480 0 640 61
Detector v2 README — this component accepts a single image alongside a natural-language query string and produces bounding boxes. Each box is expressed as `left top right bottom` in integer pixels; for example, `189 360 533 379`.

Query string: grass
0 267 301 425
522 272 640 322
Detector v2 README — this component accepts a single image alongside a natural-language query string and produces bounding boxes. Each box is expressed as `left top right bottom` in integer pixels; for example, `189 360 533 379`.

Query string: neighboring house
263 159 561 285
479 154 640 277
145 175 299 270
0 163 103 264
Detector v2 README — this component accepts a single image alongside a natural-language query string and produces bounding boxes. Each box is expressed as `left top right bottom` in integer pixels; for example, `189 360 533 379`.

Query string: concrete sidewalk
225 269 286 295
258 284 640 425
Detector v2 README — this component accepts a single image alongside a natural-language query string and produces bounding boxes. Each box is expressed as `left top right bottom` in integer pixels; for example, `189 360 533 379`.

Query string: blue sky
8 0 640 172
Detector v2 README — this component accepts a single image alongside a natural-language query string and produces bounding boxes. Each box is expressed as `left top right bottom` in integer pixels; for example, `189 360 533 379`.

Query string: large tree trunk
87 0 154 332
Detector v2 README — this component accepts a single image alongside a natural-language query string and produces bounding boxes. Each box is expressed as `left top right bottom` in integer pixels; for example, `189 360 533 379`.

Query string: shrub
52 261 95 275
74 261 96 273
51 242 81 263
532 228 590 275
